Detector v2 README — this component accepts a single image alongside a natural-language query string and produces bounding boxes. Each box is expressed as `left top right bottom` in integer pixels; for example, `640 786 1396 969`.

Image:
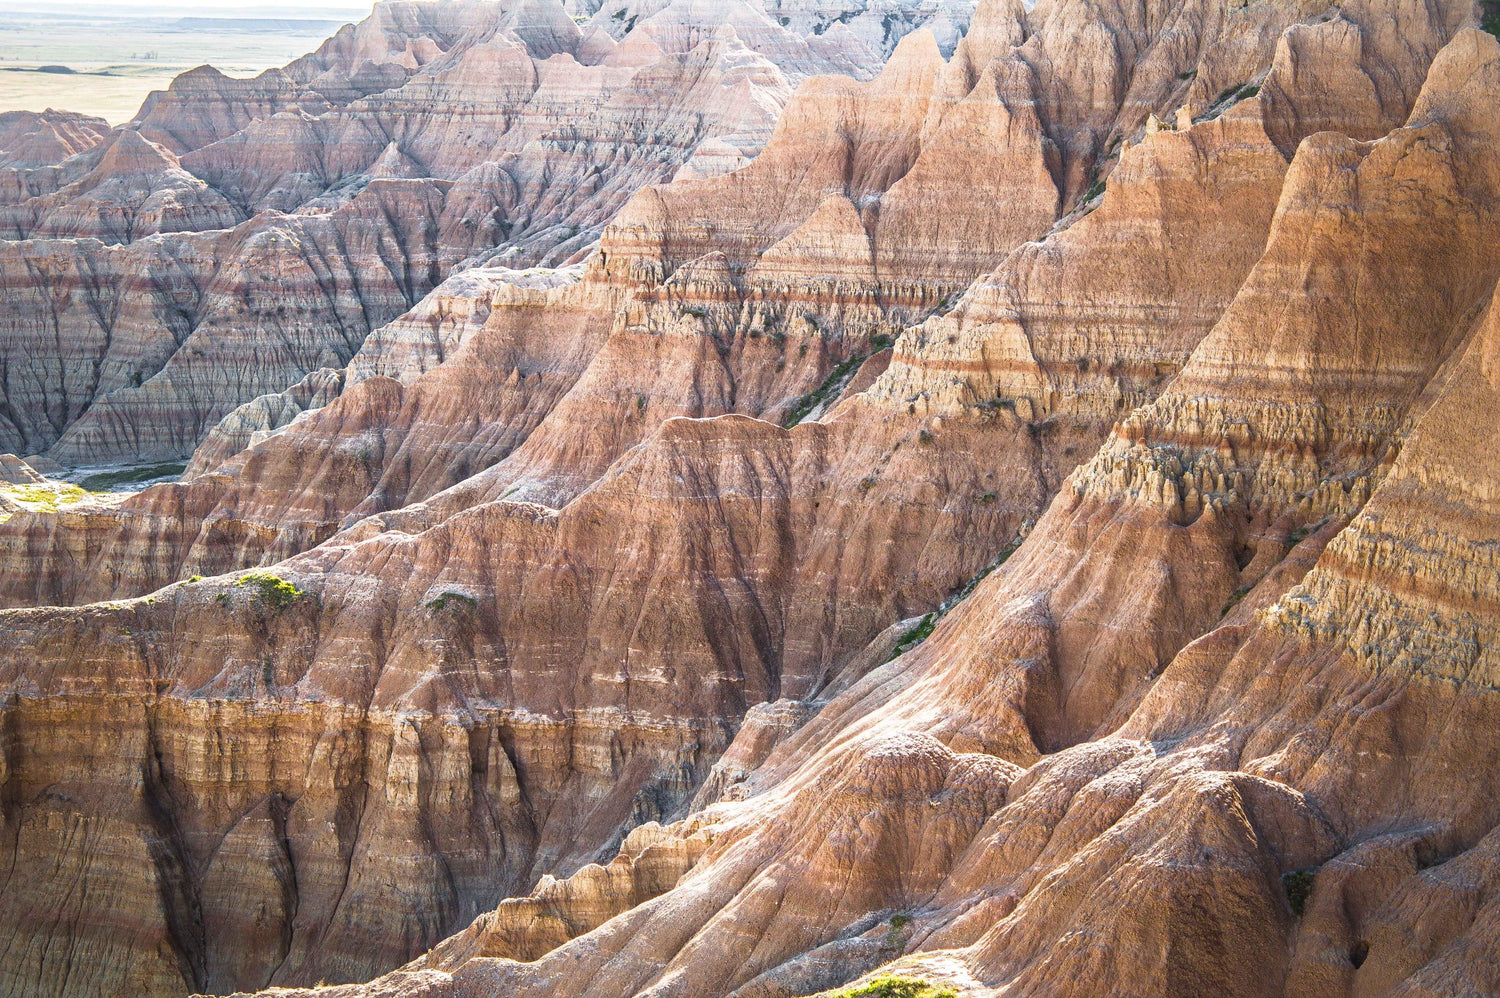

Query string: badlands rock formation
3 0 1500 997
0 0 963 468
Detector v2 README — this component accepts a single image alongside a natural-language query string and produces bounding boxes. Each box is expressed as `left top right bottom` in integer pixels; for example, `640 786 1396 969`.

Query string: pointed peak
91 129 180 179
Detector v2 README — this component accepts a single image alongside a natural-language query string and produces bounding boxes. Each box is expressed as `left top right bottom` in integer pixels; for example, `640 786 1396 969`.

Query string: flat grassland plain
0 5 370 123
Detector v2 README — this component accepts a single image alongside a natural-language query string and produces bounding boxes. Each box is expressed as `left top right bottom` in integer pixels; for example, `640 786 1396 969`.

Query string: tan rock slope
3 2 1500 998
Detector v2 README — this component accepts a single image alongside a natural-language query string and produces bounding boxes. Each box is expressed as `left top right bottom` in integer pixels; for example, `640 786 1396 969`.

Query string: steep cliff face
3 2 1500 998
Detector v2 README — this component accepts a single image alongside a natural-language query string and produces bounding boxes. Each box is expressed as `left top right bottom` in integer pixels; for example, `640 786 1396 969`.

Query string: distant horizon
0 1 376 122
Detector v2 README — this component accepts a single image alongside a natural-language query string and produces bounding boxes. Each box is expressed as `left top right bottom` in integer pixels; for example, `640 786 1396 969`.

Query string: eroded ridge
2 1 1500 998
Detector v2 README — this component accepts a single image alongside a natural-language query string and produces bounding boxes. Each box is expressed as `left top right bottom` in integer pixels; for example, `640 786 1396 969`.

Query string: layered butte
3 1 1500 998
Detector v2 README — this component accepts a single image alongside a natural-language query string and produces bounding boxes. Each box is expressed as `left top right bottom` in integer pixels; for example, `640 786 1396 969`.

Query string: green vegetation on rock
1283 868 1317 917
79 462 186 491
826 975 959 998
1221 584 1253 616
785 353 871 427
885 535 1025 663
0 480 93 514
888 613 938 661
426 591 479 612
236 572 307 611
783 334 895 428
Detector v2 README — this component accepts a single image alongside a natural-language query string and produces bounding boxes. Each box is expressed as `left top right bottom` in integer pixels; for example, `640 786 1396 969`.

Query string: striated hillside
0 0 966 469
3 0 1500 997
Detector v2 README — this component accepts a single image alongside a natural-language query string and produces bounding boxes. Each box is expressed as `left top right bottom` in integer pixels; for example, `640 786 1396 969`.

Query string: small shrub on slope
1283 868 1317 917
427 591 479 612
827 975 958 998
236 572 307 612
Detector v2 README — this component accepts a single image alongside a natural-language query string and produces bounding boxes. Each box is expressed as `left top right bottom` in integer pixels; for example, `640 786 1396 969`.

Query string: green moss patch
885 536 1024 663
1481 0 1499 37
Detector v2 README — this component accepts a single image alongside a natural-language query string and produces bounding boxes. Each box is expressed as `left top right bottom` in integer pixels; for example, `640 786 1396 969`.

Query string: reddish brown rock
3 4 1500 998
185 19 1500 998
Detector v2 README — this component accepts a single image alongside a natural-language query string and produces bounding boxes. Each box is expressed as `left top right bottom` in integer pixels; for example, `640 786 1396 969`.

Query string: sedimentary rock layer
3 1 1500 998
249 24 1500 998
0 0 963 469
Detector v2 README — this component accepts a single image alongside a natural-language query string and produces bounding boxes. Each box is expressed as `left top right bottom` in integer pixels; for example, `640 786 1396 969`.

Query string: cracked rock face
4 1 1500 998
